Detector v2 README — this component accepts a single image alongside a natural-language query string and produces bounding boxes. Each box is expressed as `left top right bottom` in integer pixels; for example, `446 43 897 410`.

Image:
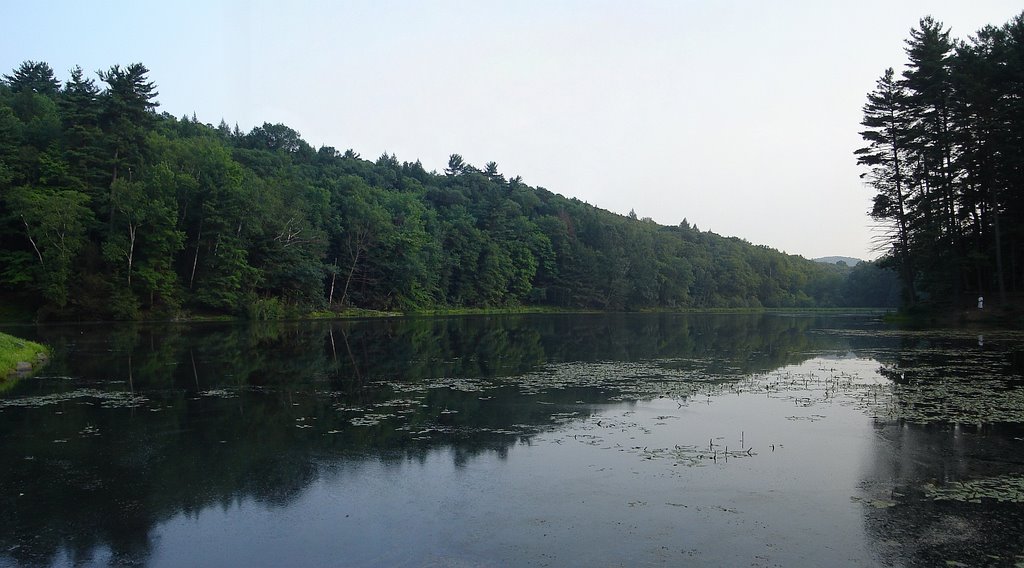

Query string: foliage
0 60 879 320
0 331 47 376
857 12 1024 310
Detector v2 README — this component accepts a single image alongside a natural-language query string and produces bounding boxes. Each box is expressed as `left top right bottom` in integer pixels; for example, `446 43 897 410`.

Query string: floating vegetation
373 398 426 409
924 475 1024 504
638 444 757 467
348 413 394 427
876 378 1024 424
0 387 148 409
79 424 100 437
343 345 1024 462
375 360 750 403
198 389 237 399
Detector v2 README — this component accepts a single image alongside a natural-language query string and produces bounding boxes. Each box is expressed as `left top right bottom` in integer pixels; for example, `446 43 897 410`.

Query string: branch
22 216 44 266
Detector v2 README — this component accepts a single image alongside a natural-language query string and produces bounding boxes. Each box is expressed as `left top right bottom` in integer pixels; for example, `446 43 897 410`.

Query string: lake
1 313 1023 567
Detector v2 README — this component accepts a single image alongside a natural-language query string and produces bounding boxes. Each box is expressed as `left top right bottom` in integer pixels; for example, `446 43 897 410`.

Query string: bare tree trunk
127 223 136 286
22 216 44 266
327 258 338 306
340 248 360 308
189 219 203 289
993 203 1006 305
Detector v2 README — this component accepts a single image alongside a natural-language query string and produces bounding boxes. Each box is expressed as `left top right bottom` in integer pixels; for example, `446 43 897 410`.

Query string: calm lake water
1 313 1023 567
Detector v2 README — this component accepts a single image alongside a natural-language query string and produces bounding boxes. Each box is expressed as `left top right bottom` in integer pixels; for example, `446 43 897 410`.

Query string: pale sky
3 1 1021 260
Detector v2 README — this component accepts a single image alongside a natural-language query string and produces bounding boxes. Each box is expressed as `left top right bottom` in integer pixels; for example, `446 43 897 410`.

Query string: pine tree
60 66 107 197
856 68 917 304
98 63 158 184
3 61 60 96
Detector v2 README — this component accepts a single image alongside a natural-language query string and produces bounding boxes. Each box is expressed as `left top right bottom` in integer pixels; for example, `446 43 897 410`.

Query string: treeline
1 60 882 319
857 12 1024 309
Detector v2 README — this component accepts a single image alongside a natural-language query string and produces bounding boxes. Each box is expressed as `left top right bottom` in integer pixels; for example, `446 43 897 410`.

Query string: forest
857 12 1024 310
0 60 894 320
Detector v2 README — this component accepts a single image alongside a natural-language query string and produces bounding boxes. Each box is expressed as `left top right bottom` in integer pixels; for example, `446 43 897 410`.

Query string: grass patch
308 307 404 319
0 331 49 380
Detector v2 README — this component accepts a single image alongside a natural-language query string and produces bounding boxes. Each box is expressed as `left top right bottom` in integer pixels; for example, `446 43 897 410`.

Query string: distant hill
813 256 864 267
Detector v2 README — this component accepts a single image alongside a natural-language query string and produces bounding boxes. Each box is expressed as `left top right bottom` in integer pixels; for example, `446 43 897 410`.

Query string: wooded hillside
0 61 890 319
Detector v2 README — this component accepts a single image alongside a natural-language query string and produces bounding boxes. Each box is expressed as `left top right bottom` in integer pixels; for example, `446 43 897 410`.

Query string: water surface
1 313 1022 567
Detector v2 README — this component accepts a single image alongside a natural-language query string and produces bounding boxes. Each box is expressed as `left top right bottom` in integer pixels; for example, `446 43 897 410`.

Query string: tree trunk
340 248 360 308
993 203 1006 305
22 216 44 266
327 258 338 306
127 223 136 286
189 219 203 289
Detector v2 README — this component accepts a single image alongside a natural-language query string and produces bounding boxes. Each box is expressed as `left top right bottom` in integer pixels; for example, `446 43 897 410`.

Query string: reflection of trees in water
328 312 857 381
854 329 1024 565
859 420 1024 567
0 313 869 565
864 330 1024 385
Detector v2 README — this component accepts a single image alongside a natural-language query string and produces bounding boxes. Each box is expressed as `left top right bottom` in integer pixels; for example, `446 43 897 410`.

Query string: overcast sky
3 1 1021 260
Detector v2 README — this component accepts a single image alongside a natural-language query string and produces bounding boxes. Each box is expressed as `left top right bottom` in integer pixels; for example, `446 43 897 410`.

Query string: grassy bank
0 332 48 379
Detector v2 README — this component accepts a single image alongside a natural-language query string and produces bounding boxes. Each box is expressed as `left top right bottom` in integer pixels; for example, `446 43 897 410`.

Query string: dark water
1 313 1023 567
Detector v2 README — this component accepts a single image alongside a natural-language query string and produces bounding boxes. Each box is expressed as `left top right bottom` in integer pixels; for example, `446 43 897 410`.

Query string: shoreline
0 332 49 385
0 306 896 326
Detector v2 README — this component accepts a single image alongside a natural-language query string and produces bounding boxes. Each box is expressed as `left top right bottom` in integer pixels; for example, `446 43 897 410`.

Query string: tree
949 22 1023 306
0 106 21 186
483 161 504 183
902 17 961 298
855 68 917 304
3 61 60 96
244 123 306 154
445 154 465 176
854 11 1024 308
102 164 184 315
98 63 158 184
5 186 94 308
60 66 107 197
0 58 869 318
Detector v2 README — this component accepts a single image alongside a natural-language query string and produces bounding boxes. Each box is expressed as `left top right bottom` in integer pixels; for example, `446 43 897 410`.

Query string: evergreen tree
60 66 107 196
3 61 60 96
856 68 917 304
98 63 158 184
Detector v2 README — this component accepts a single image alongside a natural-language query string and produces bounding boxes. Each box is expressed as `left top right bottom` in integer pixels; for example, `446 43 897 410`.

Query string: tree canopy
857 11 1024 309
1 59 888 320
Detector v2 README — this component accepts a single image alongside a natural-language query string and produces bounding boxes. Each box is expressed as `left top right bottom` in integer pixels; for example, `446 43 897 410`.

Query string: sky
3 1 1022 261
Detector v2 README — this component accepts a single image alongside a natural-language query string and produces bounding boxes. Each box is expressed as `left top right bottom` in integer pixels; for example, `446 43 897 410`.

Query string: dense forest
857 12 1024 310
0 60 892 320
